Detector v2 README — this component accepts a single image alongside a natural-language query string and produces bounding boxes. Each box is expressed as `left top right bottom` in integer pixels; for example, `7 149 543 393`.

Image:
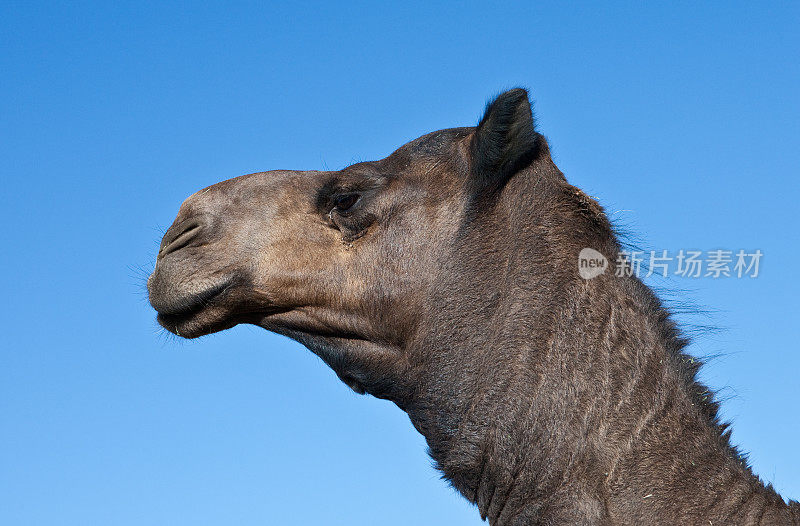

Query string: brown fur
148 89 799 525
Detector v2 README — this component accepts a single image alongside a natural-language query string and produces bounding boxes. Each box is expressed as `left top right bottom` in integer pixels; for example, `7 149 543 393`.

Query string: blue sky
1 2 798 524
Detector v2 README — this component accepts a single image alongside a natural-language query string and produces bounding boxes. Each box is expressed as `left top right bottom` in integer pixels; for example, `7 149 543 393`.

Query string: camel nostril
158 220 203 259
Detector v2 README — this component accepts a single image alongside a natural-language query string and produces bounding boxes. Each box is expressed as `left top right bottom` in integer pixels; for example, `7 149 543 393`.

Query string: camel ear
470 88 540 193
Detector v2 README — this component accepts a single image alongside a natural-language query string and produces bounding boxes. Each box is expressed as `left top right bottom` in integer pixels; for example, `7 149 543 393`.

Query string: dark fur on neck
403 146 798 525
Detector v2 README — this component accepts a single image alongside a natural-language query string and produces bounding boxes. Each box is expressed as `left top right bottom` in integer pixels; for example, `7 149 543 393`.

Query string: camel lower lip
157 311 222 338
154 280 234 337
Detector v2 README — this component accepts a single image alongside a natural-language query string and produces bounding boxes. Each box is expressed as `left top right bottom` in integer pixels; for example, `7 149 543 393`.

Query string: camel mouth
153 280 236 338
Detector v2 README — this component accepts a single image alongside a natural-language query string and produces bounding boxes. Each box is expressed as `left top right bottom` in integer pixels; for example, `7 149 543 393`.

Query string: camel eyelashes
333 193 360 212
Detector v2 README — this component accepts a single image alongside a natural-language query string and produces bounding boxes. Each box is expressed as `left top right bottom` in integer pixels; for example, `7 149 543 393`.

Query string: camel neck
404 245 796 524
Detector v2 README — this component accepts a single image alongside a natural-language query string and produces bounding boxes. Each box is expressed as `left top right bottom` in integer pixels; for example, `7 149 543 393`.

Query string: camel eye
333 193 360 212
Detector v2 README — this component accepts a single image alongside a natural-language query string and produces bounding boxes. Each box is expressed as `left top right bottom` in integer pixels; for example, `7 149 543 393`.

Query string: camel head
148 88 550 396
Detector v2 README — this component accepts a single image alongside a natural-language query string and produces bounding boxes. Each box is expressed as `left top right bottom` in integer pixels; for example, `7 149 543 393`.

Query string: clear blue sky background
1 2 798 525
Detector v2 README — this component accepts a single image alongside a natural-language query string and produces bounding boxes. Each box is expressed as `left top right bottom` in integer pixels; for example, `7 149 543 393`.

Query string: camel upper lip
152 279 232 318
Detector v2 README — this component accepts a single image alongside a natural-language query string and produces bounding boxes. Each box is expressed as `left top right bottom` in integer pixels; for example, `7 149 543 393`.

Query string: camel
148 89 798 525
